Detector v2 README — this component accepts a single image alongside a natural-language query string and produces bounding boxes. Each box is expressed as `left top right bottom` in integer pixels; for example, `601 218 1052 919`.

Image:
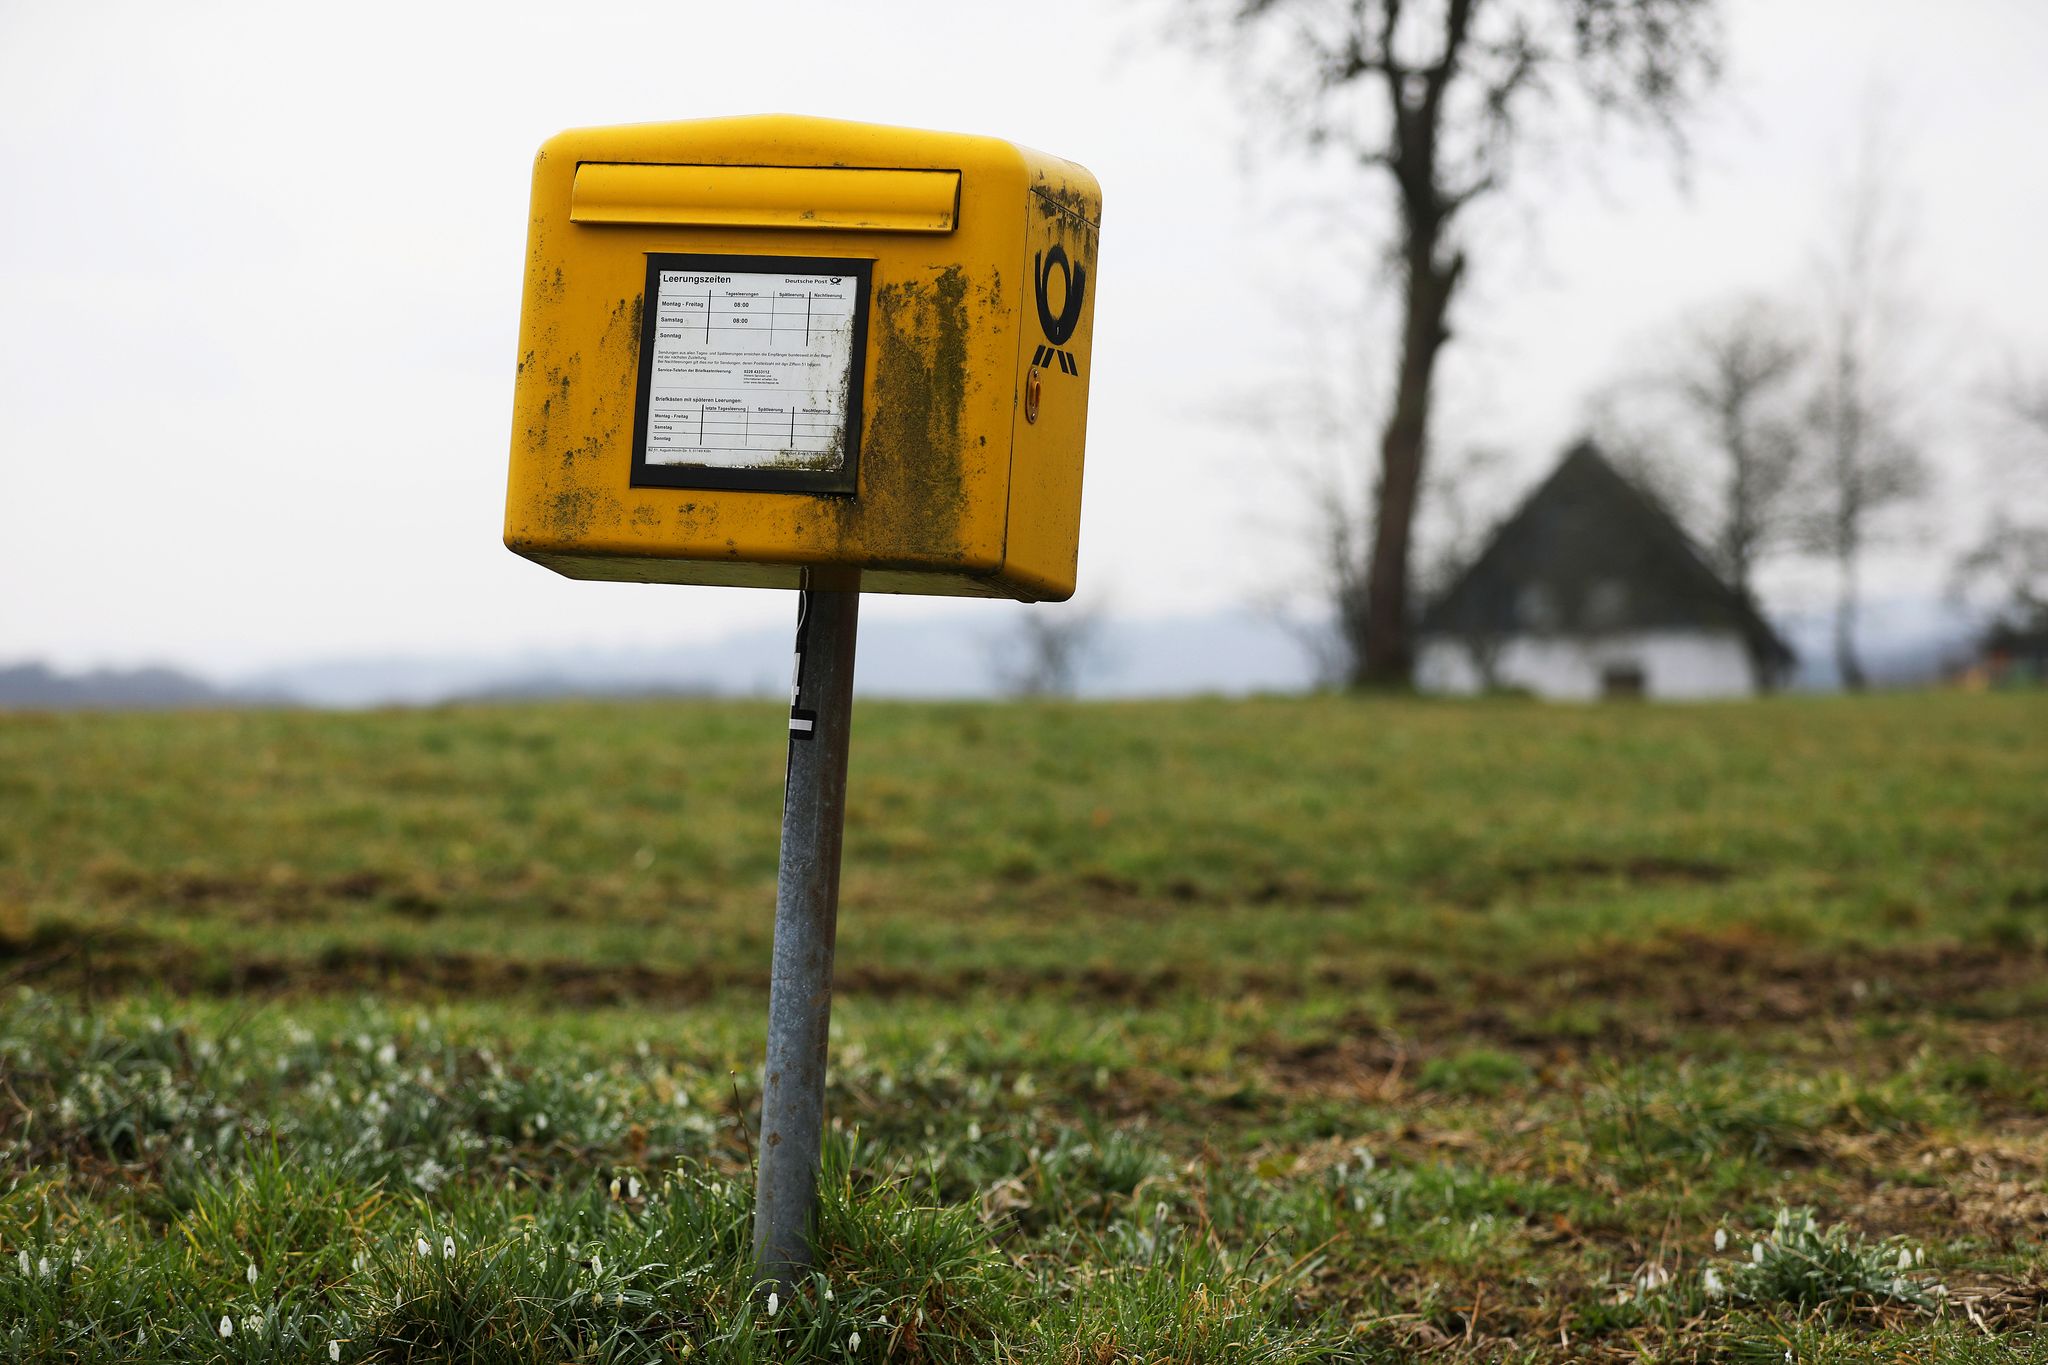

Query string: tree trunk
1834 549 1866 692
1357 245 1459 689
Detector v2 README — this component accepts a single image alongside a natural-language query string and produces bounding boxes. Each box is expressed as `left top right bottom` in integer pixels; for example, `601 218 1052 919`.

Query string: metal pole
753 584 860 1289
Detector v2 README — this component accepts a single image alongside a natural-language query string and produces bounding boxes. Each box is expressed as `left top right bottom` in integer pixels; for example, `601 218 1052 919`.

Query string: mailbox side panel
993 152 1102 603
504 116 1031 595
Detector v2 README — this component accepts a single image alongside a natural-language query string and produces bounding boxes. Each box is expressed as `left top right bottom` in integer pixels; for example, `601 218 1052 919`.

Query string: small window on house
1601 663 1647 700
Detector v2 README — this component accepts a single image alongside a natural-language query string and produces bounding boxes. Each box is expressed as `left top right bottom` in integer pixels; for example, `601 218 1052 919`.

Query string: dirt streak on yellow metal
504 113 1100 602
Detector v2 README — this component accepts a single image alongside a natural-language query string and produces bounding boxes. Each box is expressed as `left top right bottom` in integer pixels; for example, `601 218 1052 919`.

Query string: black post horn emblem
1031 244 1086 377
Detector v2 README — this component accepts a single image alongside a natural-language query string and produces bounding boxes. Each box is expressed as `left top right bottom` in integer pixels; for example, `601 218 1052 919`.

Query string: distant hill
239 609 1317 708
0 662 294 711
1 597 1974 713
450 674 723 704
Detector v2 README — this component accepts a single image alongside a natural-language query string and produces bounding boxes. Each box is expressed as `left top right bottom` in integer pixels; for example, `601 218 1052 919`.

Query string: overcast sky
3 0 2044 676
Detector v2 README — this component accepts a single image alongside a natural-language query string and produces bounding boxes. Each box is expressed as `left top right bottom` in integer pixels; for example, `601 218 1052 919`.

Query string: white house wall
1416 630 1760 700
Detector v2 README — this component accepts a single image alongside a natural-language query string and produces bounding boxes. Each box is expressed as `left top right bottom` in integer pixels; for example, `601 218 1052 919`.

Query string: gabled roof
1419 442 1795 670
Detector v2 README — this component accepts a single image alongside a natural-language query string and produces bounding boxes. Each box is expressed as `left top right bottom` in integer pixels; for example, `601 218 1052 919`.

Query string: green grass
1 691 2044 1360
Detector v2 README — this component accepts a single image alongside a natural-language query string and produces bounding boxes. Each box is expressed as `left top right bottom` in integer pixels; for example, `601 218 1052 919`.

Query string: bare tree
1240 297 1511 686
1296 442 1511 687
1180 0 1722 686
1588 298 1807 598
1801 121 1930 692
987 604 1112 698
1954 523 2048 635
1669 302 1808 596
1953 365 2048 635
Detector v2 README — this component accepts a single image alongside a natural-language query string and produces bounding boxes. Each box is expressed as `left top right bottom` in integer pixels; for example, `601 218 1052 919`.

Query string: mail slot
570 164 961 233
504 113 1102 602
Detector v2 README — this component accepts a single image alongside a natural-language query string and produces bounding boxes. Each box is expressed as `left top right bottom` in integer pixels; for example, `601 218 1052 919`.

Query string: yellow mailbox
504 114 1101 602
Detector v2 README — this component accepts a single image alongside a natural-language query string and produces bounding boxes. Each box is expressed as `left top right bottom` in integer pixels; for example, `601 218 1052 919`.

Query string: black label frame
629 252 874 497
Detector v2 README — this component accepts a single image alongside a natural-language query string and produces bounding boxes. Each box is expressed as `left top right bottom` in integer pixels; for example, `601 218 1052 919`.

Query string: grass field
1 691 2044 1361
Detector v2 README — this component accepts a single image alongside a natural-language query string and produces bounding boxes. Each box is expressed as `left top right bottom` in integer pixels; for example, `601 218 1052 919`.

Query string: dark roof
1419 442 1795 670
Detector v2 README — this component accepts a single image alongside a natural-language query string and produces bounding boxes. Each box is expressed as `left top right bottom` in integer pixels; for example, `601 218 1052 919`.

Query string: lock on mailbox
503 114 1101 602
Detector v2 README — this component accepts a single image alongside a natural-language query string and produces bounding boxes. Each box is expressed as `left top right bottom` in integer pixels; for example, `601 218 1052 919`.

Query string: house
1416 442 1795 700
1962 623 2048 689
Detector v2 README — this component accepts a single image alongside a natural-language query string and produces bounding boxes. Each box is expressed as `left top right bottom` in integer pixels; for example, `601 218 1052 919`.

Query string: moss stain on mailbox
854 265 974 564
504 114 1100 602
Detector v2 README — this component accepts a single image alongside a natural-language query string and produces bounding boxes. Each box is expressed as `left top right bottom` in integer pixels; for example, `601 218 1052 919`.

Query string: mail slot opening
570 163 960 233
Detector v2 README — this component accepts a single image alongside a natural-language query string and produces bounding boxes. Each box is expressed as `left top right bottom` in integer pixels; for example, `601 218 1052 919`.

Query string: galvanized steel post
753 585 860 1288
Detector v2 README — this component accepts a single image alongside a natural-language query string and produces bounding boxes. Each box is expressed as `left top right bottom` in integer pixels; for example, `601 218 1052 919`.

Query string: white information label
642 267 861 472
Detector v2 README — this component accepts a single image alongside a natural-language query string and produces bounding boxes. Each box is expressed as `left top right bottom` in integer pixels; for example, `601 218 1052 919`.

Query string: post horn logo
1032 245 1086 377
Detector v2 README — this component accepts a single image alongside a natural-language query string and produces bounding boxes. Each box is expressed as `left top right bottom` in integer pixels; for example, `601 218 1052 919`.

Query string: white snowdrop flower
767 1290 780 1317
850 1330 862 1351
376 1042 397 1067
610 1177 622 1199
824 1283 833 1301
1897 1248 1912 1270
1714 1228 1728 1252
219 1316 234 1339
247 1262 259 1285
628 1176 641 1199
1370 1210 1387 1229
330 1341 342 1362
967 1121 981 1142
1752 1242 1766 1264
15 1250 27 1275
416 1237 430 1258
1914 1247 1924 1266
1703 1266 1727 1299
352 1250 368 1272
443 1235 456 1260
245 1313 264 1335
1351 1193 1366 1212
535 1112 549 1131
37 1257 50 1279
1636 1263 1670 1292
